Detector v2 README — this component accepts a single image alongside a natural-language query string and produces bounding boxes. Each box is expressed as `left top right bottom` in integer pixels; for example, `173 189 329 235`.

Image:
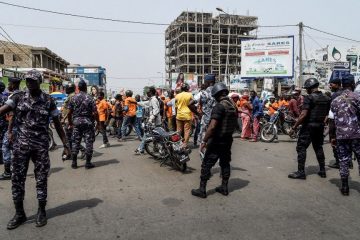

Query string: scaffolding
165 11 258 84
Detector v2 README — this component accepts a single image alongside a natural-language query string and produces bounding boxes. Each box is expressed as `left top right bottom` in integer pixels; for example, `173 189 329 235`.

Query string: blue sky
0 0 358 93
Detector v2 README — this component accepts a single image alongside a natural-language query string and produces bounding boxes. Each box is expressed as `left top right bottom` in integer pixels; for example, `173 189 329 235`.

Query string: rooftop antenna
247 9 249 16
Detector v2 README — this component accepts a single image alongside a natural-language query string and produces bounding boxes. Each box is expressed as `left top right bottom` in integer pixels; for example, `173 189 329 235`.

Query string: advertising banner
229 75 250 90
241 36 294 78
171 73 198 92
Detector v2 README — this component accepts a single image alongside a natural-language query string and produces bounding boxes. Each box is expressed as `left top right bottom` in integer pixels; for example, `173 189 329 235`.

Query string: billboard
241 36 294 78
171 73 198 92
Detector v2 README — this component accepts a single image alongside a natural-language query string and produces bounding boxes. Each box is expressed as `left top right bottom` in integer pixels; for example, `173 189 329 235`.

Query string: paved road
1 133 360 240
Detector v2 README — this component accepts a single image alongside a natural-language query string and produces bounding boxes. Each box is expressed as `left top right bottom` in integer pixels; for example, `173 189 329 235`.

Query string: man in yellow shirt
97 91 110 148
175 84 197 147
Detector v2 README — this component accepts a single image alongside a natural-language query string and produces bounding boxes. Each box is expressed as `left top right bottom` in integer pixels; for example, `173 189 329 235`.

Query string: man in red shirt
288 91 300 118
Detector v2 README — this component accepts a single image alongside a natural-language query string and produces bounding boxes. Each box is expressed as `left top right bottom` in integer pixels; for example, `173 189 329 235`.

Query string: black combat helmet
65 82 76 94
303 78 319 89
125 90 133 97
211 82 229 97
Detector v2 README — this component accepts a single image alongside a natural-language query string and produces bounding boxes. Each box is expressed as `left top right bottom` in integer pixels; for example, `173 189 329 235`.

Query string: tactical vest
216 98 238 138
307 92 330 124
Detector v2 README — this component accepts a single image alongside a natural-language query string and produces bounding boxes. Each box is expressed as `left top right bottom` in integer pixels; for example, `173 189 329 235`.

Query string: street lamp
216 7 231 87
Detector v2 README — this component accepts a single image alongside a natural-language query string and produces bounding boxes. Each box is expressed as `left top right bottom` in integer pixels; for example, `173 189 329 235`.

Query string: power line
304 30 324 49
0 32 32 67
0 1 169 26
0 22 164 35
304 25 360 43
0 38 18 56
0 26 32 59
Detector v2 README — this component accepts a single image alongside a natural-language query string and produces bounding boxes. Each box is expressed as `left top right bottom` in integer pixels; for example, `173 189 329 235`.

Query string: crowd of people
0 69 359 230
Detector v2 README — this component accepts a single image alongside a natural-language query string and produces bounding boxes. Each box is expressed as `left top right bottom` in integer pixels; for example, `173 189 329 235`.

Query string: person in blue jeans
135 95 144 139
135 87 161 154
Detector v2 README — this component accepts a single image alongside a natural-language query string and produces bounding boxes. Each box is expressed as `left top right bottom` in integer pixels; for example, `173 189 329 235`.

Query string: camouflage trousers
12 144 50 201
200 138 233 181
0 125 7 163
328 119 339 164
296 124 325 170
337 139 360 178
64 123 84 154
72 123 95 159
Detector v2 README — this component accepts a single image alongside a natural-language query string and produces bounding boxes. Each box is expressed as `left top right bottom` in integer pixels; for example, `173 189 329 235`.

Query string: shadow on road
207 178 250 196
212 166 247 175
94 159 120 168
329 178 360 193
305 165 330 176
26 198 103 222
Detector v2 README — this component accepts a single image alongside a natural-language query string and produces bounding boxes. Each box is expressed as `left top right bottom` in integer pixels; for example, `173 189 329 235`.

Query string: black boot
85 156 95 169
71 154 78 169
215 178 229 196
0 162 11 180
317 164 326 178
7 200 27 230
35 200 47 227
288 165 306 180
191 180 207 198
0 153 3 165
340 177 349 196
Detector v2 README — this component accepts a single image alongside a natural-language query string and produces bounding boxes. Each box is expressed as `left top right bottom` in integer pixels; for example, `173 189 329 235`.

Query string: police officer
62 82 85 160
67 80 98 169
327 77 345 169
0 77 21 180
288 78 331 179
0 81 8 165
198 74 216 145
191 83 238 198
331 73 360 195
0 70 70 229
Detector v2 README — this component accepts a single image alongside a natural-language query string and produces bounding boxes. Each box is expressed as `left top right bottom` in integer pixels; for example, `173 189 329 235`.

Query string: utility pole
298 22 304 88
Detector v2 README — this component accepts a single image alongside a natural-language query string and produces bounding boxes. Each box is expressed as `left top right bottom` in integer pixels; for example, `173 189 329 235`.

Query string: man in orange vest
118 90 137 142
97 91 110 148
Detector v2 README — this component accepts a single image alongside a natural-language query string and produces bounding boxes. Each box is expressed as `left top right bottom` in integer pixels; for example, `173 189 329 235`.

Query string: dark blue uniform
6 91 59 201
68 91 97 160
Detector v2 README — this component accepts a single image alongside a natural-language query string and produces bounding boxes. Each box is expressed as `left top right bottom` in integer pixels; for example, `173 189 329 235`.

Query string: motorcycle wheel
145 141 164 159
174 161 187 172
282 122 293 135
48 129 55 151
260 123 277 142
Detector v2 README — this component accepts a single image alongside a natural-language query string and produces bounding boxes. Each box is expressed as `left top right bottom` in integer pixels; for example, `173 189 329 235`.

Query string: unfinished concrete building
165 11 258 84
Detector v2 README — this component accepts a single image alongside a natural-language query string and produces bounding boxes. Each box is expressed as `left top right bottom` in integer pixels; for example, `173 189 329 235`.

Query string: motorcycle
260 106 299 142
143 123 190 172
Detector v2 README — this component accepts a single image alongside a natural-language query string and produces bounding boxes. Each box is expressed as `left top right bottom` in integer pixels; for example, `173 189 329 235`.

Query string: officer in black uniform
288 78 331 179
191 83 238 198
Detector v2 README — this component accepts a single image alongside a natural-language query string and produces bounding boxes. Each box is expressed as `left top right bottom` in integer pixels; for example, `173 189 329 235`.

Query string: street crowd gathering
0 69 359 230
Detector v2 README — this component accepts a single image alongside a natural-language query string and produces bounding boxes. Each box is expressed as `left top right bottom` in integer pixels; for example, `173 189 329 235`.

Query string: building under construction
165 11 258 84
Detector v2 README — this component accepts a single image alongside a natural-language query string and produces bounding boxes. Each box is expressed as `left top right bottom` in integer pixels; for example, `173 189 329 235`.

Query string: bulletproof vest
216 98 238 138
307 92 330 124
